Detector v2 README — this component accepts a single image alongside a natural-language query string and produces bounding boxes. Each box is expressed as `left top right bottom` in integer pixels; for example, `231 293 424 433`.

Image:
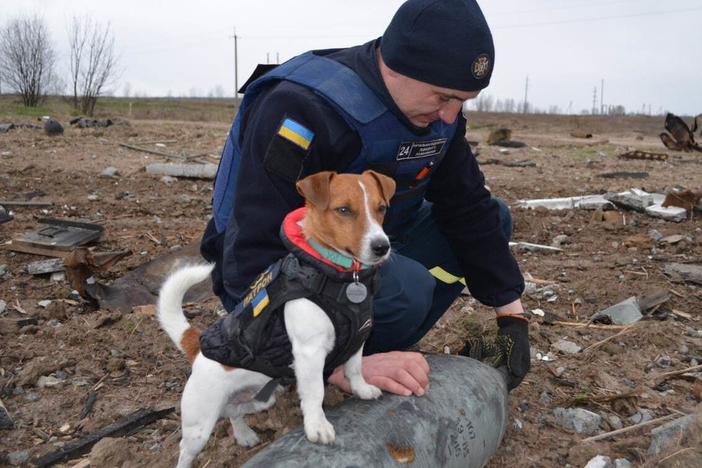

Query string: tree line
0 14 118 116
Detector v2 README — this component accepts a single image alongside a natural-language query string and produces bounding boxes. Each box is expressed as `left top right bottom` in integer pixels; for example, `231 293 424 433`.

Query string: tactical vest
199 208 380 383
212 51 459 237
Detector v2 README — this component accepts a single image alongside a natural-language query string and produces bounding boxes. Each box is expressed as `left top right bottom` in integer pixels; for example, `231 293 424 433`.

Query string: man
201 0 530 396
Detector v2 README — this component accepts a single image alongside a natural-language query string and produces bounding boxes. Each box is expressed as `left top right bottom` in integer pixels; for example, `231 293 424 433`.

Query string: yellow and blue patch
277 118 314 150
251 289 270 317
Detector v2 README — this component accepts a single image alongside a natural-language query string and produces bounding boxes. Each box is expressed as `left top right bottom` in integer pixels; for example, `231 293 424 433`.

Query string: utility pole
600 79 604 115
522 76 529 114
592 87 598 115
230 27 239 101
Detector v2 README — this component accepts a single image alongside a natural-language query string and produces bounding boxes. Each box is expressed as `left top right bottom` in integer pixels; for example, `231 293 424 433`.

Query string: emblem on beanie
471 54 491 80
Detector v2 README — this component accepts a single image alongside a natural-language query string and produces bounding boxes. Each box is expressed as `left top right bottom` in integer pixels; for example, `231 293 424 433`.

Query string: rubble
591 297 642 325
664 263 702 285
145 162 217 179
553 407 602 435
647 413 697 455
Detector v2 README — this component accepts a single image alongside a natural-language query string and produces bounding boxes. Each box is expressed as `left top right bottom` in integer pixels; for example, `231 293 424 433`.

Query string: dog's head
296 170 396 266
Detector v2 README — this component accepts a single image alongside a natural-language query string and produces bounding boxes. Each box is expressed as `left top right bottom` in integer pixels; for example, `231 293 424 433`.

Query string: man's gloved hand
460 315 530 391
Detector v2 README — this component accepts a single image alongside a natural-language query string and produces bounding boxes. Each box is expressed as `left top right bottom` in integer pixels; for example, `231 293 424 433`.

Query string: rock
42 117 64 136
584 455 613 468
37 299 52 308
614 459 632 468
100 166 120 178
553 407 603 435
89 437 132 467
648 229 664 241
664 263 702 285
552 234 569 247
647 414 696 455
18 357 72 387
551 339 582 354
37 375 63 388
0 299 6 314
7 450 30 466
161 175 177 185
605 415 623 430
629 409 654 424
0 398 13 429
592 297 642 325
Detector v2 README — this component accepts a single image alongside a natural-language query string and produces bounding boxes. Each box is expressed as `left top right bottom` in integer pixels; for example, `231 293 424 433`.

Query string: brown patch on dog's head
180 327 201 364
296 171 395 262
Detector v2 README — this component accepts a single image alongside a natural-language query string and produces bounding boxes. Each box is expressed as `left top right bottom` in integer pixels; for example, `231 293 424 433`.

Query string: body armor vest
211 51 459 237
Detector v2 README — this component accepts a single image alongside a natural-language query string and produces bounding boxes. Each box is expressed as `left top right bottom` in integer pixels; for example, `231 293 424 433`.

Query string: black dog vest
199 208 380 387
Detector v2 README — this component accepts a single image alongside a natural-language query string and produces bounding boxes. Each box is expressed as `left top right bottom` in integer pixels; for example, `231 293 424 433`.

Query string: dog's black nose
371 239 390 257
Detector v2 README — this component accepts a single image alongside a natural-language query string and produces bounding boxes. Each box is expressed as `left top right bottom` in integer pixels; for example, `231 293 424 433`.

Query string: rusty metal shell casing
244 354 509 468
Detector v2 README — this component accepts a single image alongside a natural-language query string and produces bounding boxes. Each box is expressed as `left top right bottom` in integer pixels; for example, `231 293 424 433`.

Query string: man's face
379 56 481 127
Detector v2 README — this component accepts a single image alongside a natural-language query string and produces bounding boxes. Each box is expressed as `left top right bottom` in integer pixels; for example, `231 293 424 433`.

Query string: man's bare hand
328 351 430 397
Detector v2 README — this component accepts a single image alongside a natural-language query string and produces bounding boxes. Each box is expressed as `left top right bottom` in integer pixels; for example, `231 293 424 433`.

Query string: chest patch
396 138 448 160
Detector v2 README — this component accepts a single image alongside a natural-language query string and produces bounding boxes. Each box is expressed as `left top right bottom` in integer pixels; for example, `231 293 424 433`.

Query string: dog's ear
364 170 396 206
296 171 335 209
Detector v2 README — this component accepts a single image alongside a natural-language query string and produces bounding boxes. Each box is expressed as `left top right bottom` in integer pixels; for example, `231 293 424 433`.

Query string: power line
493 6 702 29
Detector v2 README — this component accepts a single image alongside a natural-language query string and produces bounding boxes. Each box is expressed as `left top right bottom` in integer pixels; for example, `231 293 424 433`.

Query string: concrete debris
100 166 120 178
551 339 582 354
584 455 613 468
553 407 602 435
659 234 686 244
7 450 30 466
0 300 6 314
517 195 614 211
161 175 177 185
26 258 64 275
592 297 642 325
647 413 696 455
604 189 654 211
614 459 632 468
664 263 702 285
146 163 217 179
645 203 687 222
510 241 564 253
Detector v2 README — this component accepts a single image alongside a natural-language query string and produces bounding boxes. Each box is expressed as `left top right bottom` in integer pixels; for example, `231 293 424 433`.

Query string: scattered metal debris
487 128 526 147
8 219 104 257
145 163 217 179
659 113 701 152
69 117 113 128
31 407 174 467
662 188 702 215
618 150 669 161
597 171 649 179
517 195 614 211
481 158 536 167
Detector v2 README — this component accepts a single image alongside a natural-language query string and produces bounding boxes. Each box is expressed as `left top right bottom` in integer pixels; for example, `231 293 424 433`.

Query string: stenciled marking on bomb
438 416 477 460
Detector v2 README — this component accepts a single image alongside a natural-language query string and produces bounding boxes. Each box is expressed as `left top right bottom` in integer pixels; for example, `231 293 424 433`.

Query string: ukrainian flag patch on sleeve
277 118 314 150
251 289 270 317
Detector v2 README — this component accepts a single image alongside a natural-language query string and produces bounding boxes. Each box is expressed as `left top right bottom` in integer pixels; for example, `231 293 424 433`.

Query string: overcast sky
3 0 702 116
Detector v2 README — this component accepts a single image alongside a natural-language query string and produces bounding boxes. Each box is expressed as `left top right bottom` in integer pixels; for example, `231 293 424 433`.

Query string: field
1 97 701 467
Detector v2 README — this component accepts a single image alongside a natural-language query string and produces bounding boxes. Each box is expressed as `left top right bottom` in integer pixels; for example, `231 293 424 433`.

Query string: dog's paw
304 416 335 444
353 383 382 400
233 425 261 447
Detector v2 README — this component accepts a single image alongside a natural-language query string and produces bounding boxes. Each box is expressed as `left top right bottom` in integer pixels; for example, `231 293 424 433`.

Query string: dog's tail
157 264 214 364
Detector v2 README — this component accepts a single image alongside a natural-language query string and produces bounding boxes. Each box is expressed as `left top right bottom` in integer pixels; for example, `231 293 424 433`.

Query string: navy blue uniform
201 39 524 353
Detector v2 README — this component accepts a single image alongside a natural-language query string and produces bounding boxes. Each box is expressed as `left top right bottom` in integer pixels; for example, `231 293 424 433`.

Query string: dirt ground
1 110 701 467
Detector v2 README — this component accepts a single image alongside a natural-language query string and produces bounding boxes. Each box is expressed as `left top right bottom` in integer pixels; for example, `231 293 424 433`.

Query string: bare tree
68 16 119 116
0 15 56 107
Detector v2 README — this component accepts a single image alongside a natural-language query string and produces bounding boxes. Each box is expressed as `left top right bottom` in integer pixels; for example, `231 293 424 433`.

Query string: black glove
460 315 530 391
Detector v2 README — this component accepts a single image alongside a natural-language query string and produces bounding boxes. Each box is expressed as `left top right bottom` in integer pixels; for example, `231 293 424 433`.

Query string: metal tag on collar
345 264 367 304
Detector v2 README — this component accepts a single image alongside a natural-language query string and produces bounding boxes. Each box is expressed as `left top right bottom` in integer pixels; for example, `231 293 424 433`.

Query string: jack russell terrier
158 170 396 468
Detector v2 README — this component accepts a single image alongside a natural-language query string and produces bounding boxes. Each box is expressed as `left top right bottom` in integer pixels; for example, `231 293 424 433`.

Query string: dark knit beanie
380 0 494 91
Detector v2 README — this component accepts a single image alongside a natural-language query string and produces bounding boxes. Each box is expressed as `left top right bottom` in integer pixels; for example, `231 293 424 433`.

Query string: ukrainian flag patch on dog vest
277 118 314 150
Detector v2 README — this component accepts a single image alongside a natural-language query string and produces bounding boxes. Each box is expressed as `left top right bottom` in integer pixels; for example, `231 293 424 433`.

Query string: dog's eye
335 206 352 216
377 205 387 214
